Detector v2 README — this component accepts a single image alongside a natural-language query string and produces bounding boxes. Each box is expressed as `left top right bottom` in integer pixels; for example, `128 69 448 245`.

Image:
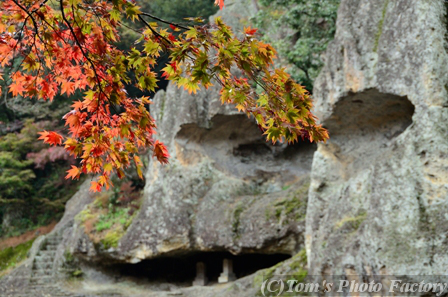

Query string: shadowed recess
320 89 415 179
324 89 414 137
111 252 291 286
174 114 316 177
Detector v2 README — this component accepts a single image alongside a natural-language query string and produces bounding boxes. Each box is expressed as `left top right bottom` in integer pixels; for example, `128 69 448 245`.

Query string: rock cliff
66 0 311 265
306 0 448 275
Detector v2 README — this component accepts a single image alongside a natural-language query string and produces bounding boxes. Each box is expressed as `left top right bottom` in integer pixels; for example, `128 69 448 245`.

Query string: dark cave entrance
114 252 291 285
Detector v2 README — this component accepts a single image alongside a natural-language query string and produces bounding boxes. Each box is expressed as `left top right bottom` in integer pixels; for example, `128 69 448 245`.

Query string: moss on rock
0 239 34 276
334 211 367 231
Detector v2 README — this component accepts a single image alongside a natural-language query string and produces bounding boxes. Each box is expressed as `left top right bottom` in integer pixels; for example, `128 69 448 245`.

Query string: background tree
254 0 340 91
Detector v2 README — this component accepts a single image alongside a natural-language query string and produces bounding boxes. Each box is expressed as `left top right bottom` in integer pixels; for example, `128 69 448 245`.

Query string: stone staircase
8 232 123 297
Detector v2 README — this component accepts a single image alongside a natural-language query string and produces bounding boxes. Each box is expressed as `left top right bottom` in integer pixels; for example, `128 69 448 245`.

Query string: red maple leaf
90 181 102 192
38 131 64 146
244 26 258 36
168 33 176 42
170 62 177 72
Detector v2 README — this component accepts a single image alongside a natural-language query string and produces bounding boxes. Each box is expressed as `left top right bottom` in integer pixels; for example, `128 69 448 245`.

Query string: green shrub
101 229 124 249
95 208 132 232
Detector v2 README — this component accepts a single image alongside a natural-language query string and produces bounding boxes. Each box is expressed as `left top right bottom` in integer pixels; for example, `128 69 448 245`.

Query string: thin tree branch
140 12 190 31
137 15 171 47
59 0 109 127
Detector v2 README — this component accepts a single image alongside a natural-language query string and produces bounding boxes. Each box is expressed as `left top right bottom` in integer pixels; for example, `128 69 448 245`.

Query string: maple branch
137 15 172 47
59 0 109 126
140 12 190 31
39 16 71 44
0 21 26 66
118 21 142 36
10 0 53 75
11 0 39 37
88 6 117 45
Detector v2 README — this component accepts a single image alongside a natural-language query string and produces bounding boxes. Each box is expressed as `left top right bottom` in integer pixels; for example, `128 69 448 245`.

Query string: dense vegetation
0 106 81 238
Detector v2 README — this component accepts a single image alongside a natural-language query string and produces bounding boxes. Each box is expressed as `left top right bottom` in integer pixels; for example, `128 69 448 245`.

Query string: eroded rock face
69 0 313 264
306 0 448 275
82 81 314 263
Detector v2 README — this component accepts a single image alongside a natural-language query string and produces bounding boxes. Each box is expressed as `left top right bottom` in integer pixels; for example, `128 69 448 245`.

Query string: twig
140 12 190 31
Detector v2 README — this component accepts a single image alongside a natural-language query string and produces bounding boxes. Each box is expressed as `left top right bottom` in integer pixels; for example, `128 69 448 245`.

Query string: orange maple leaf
65 113 80 129
90 181 102 192
9 82 26 97
38 131 64 146
153 140 169 164
66 165 80 180
72 101 83 110
61 81 75 96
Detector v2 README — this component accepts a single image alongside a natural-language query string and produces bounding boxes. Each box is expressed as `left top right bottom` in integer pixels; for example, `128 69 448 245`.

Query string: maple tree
0 0 328 192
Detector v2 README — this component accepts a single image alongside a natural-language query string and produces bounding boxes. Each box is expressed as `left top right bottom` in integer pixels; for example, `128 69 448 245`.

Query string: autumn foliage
0 0 328 192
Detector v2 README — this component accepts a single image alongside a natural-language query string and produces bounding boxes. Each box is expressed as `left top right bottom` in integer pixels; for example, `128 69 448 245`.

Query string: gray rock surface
71 71 313 263
306 0 448 276
66 0 312 264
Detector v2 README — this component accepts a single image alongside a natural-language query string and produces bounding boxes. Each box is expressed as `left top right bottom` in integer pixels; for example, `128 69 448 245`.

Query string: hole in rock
324 89 414 137
321 89 415 177
233 139 316 160
113 252 291 286
175 114 316 177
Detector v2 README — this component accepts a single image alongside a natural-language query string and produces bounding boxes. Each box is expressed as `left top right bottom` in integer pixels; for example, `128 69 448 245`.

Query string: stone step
32 268 54 276
43 244 59 250
43 243 61 249
26 286 59 293
38 250 57 256
6 291 122 297
33 261 53 270
29 275 54 284
46 236 62 241
34 253 55 262
45 239 61 244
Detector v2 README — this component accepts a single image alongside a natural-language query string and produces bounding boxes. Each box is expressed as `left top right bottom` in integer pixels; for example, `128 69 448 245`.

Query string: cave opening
113 252 291 286
233 138 316 160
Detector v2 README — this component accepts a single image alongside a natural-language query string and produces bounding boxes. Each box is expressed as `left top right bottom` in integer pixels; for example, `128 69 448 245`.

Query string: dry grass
0 221 57 250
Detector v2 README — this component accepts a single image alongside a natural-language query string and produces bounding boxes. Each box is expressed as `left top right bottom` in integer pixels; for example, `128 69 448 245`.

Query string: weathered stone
192 262 208 286
218 259 236 283
103 83 313 262
306 0 448 276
